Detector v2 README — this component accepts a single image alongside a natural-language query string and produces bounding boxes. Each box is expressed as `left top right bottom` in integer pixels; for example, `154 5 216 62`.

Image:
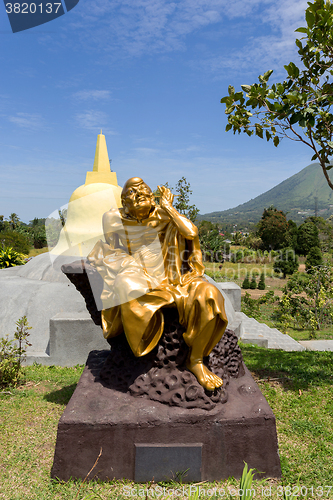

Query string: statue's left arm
157 185 198 240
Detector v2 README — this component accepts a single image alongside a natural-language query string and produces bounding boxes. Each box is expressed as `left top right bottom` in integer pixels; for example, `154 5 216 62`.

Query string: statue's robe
87 206 228 357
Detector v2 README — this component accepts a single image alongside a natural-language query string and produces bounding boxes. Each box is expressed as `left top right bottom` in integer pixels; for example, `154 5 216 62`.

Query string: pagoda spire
85 131 118 186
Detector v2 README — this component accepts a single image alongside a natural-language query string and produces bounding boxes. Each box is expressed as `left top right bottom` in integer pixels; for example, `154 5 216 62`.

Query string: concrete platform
51 351 281 482
299 340 333 351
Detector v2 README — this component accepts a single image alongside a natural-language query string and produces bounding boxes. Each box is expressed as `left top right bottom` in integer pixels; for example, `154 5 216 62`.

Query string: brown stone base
51 351 281 482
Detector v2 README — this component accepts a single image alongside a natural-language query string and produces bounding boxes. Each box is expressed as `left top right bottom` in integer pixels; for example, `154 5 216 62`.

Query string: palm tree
8 213 20 230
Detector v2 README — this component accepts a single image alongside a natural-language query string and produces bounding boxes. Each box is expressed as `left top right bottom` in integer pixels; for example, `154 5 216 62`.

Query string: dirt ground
240 277 286 299
240 263 305 299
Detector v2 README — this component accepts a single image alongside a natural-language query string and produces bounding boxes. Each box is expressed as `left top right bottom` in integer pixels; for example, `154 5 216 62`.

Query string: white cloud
64 0 309 77
191 0 309 78
68 0 264 56
73 90 112 101
75 110 107 129
8 113 43 129
75 110 117 135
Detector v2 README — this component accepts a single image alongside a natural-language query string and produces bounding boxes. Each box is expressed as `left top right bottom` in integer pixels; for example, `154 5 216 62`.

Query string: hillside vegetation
199 163 333 227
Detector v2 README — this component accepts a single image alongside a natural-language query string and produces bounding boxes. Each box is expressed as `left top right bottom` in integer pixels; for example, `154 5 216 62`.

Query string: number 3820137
5 3 62 14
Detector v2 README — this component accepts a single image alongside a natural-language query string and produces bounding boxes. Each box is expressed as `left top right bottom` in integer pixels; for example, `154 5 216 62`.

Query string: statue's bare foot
186 359 223 391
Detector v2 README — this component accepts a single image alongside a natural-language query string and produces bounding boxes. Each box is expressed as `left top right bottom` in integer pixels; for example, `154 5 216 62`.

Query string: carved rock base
51 358 281 482
98 308 244 410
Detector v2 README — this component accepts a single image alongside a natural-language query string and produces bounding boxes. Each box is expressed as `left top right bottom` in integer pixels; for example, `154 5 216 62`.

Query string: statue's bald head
121 177 155 219
121 177 145 198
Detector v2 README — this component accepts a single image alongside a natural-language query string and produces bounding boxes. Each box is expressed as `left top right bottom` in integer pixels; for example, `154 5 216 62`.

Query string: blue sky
0 0 312 223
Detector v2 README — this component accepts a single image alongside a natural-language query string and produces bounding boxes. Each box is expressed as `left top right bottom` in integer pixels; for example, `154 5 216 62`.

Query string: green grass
28 247 49 258
1 352 333 499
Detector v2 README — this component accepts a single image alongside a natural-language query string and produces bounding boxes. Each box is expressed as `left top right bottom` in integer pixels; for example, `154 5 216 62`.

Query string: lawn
1 348 333 500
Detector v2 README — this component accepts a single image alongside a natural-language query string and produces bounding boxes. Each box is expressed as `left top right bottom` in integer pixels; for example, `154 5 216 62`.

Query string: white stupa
50 131 122 258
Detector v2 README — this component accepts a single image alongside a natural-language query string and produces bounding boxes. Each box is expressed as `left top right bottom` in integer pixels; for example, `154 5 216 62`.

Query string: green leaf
266 130 272 141
311 153 318 161
295 27 308 33
299 117 307 127
225 105 235 114
234 92 244 101
228 85 235 96
226 123 232 131
255 124 263 139
328 141 333 148
306 9 315 29
241 84 252 93
308 115 315 127
290 112 302 125
273 135 280 147
263 69 273 81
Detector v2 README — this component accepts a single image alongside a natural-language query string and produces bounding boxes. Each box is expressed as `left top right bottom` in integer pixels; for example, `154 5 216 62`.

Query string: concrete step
239 314 305 352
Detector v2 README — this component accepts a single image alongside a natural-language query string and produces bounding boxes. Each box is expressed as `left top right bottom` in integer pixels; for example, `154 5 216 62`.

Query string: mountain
199 163 333 227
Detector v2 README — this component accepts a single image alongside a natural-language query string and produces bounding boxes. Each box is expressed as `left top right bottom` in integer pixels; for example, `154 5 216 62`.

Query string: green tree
0 230 30 254
7 213 20 230
274 247 299 279
297 220 320 255
58 209 67 228
307 216 333 252
174 177 199 223
285 220 298 250
155 178 199 223
220 0 333 192
276 267 333 336
245 233 263 250
306 246 323 272
257 206 288 250
232 231 245 245
198 221 227 262
0 216 9 232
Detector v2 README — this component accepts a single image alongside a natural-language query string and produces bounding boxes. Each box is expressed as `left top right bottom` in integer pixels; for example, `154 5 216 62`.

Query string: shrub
242 273 251 289
273 268 333 337
0 230 30 254
0 316 32 387
257 272 266 290
249 276 257 289
0 246 25 269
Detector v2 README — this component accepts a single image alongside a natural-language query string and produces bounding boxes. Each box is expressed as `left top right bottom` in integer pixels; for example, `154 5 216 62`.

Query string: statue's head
121 177 155 219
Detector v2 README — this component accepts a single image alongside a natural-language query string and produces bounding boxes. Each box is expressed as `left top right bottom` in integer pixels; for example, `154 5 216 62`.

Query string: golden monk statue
87 177 228 391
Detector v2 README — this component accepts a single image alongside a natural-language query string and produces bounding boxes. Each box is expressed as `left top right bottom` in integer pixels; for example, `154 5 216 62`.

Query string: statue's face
122 181 153 218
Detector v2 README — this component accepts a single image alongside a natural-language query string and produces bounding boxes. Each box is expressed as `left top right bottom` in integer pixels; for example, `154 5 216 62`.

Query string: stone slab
299 340 333 351
51 351 281 482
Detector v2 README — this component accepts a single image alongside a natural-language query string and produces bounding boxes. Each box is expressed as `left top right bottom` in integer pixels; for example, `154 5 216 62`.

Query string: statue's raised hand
157 185 174 211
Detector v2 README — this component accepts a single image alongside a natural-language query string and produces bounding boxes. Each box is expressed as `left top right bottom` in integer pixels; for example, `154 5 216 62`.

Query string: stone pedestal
51 351 281 482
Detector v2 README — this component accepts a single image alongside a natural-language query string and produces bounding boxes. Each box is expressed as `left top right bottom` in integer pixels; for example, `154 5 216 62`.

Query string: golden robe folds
88 205 228 358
